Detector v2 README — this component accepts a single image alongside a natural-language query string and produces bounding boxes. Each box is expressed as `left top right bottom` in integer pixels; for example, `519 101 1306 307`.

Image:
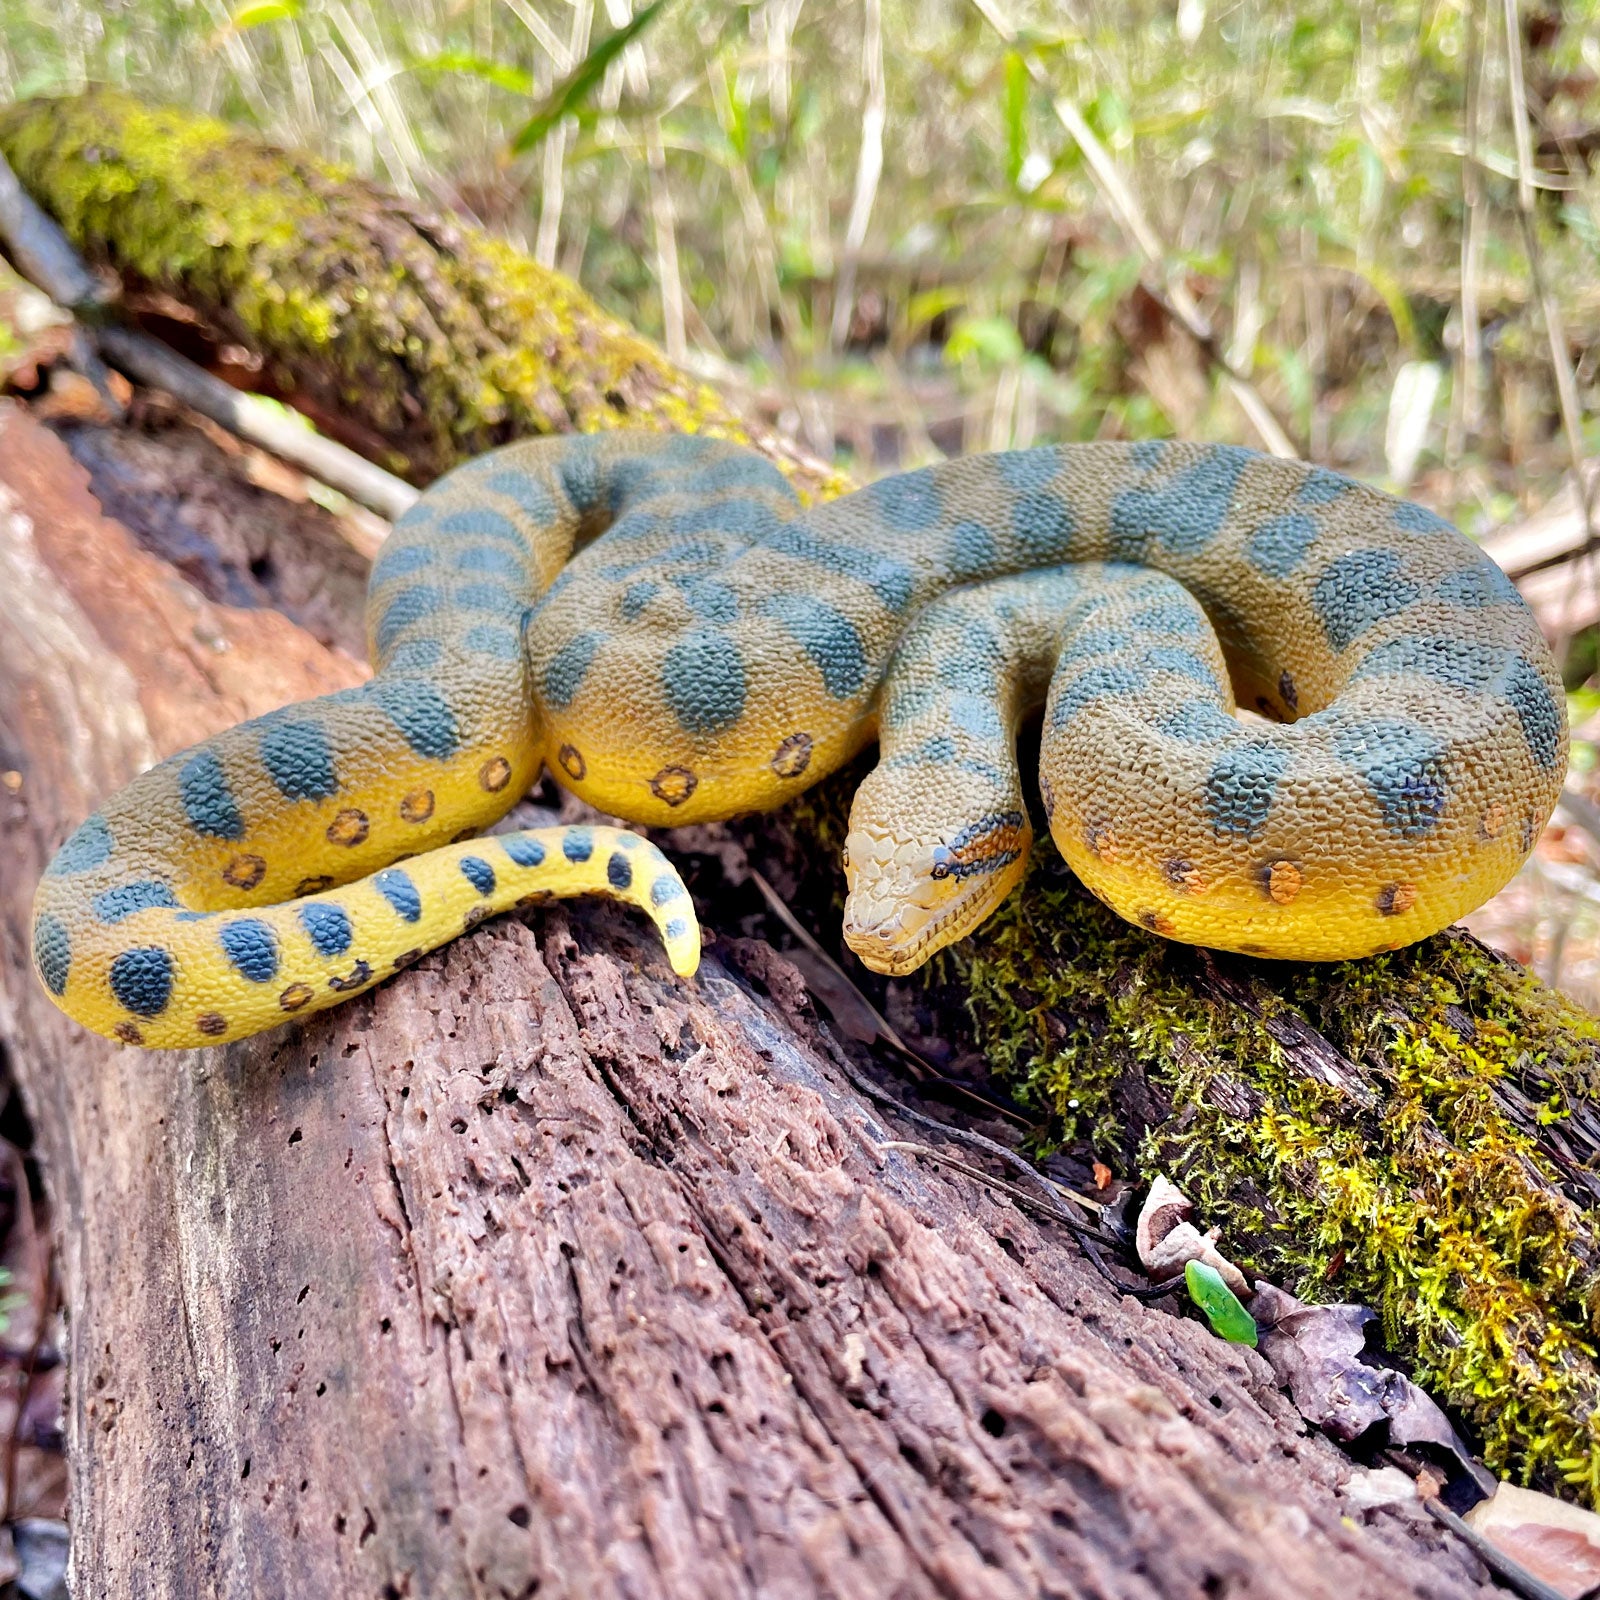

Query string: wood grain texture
0 403 1494 1597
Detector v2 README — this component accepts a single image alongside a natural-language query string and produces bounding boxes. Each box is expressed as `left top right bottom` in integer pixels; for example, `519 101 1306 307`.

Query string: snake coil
34 433 1565 1048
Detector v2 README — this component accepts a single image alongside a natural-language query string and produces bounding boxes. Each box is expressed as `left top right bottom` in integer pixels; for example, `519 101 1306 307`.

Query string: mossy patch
0 90 849 497
756 764 1600 1499
950 843 1600 1501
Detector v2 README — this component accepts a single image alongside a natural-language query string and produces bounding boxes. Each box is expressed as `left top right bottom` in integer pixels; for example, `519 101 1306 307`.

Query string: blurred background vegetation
1 0 1599 1000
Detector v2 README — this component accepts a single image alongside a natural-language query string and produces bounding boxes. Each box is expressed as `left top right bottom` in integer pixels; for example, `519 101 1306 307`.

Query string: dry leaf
1464 1482 1600 1599
1252 1283 1493 1497
1341 1465 1419 1513
1135 1176 1249 1295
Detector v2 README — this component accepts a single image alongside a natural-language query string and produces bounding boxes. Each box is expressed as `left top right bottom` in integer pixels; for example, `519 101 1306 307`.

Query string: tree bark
0 399 1502 1600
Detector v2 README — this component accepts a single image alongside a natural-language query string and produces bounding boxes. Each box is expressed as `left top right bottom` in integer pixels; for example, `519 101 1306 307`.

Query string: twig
1423 1499 1571 1600
0 148 126 420
877 1140 1175 1299
0 147 418 522
96 328 419 522
745 865 1030 1125
0 149 102 310
746 867 919 1059
966 0 1297 460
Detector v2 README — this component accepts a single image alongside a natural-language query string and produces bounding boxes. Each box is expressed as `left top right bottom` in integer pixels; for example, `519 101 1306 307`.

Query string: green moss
943 845 1600 1501
0 90 849 496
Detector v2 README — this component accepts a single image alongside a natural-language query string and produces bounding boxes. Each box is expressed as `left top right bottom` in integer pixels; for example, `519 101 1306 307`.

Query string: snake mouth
842 811 1032 975
841 875 1007 976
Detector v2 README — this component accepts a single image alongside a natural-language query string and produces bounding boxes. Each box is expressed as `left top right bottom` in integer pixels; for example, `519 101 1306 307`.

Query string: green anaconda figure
33 433 1566 1049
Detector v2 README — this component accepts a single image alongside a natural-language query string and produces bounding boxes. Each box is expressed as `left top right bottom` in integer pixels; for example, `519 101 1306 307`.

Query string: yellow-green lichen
0 90 849 497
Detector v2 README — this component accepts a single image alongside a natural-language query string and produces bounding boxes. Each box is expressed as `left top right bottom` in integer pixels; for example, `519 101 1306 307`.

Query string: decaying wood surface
0 401 1502 1596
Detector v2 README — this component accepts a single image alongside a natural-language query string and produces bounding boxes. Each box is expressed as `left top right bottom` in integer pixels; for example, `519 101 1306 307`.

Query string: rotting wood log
0 400 1507 1597
0 90 845 499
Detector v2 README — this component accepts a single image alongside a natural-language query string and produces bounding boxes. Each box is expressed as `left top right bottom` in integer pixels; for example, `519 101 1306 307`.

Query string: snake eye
931 862 951 881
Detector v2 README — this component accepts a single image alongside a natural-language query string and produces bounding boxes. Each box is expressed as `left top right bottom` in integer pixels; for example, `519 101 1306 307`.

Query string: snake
33 432 1566 1050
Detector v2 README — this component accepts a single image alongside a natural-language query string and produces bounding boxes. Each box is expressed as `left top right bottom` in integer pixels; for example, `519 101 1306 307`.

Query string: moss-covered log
6 90 1600 1512
0 90 844 496
755 779 1600 1502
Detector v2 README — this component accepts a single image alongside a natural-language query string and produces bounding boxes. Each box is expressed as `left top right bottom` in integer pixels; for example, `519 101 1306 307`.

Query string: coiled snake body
34 434 1566 1048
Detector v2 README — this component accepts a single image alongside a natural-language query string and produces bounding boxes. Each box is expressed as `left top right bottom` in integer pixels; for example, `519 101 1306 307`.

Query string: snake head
841 778 1032 975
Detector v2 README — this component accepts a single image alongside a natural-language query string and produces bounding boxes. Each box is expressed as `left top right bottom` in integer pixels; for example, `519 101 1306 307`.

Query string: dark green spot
1110 445 1251 559
375 584 444 654
1246 512 1317 579
464 624 522 659
374 868 422 922
48 811 115 873
502 835 546 868
300 902 353 957
1205 744 1289 839
661 630 747 734
370 543 436 584
367 679 459 760
545 632 604 708
33 913 70 996
93 880 179 923
109 946 174 1016
1049 664 1145 727
261 721 338 802
762 596 867 698
219 919 280 983
1311 551 1420 651
453 545 524 578
460 856 496 895
1334 719 1448 837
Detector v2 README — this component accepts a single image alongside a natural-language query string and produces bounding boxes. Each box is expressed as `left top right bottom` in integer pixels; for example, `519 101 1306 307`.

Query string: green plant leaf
1186 1260 1258 1347
411 51 537 98
944 312 1025 368
224 0 301 31
1002 49 1027 190
510 0 672 156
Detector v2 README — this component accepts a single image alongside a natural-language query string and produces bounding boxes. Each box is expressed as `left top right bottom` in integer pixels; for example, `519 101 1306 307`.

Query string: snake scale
33 432 1566 1050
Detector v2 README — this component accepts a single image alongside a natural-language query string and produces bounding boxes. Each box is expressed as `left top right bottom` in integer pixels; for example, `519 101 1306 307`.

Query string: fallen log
0 400 1499 1596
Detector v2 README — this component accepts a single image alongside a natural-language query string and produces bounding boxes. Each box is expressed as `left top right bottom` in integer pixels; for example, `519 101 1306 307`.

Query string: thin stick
745 865 1035 1133
96 328 419 522
877 1140 1174 1299
1423 1500 1571 1600
0 150 102 308
0 148 417 522
0 148 125 419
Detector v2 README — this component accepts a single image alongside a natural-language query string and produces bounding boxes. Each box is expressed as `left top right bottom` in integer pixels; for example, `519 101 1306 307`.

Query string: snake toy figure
33 433 1565 1049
